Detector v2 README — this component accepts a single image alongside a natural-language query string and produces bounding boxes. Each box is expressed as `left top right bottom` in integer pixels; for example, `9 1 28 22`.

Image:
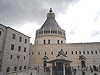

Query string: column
50 64 52 75
63 63 65 75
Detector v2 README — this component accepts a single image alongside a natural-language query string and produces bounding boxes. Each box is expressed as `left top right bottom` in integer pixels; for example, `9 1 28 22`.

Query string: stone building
0 24 30 74
29 8 100 72
0 8 100 75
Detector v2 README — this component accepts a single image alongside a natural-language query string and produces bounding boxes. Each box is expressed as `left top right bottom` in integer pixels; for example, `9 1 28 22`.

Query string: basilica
0 8 100 75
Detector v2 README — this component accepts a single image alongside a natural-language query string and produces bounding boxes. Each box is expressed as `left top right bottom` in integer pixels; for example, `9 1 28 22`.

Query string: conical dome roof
41 8 61 30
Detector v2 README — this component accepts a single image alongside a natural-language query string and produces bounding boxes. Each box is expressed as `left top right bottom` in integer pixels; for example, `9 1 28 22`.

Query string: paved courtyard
2 69 100 75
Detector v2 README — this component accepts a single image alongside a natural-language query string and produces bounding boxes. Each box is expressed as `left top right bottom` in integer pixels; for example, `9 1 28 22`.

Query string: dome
41 8 61 30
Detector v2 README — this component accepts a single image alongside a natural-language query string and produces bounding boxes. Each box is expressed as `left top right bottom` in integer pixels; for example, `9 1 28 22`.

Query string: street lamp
16 56 20 75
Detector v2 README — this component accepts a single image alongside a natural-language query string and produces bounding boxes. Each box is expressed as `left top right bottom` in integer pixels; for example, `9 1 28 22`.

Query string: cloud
67 27 78 35
0 0 80 27
90 31 99 37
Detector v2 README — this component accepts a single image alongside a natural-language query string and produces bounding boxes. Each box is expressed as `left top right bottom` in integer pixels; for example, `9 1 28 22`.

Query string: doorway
81 61 85 68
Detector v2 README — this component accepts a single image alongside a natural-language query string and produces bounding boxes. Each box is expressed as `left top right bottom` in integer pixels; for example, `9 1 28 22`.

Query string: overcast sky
0 0 100 44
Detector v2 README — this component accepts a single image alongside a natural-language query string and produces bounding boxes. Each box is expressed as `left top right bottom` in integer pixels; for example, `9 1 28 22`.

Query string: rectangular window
38 52 40 55
95 51 97 54
12 34 16 39
75 51 77 54
18 46 21 51
24 56 25 60
25 39 27 43
83 51 85 54
32 52 34 55
72 51 73 54
10 55 13 59
91 51 93 54
87 51 89 54
24 47 26 52
0 31 2 36
48 39 50 44
79 51 81 54
11 44 14 50
19 37 22 42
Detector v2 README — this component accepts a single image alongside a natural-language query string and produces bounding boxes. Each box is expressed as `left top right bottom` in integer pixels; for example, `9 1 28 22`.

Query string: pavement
1 69 100 75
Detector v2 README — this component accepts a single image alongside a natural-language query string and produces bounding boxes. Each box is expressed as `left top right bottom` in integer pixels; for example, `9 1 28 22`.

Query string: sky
0 0 100 44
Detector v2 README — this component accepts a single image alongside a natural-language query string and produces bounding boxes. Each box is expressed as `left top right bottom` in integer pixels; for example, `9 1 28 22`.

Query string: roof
56 49 67 57
47 59 72 63
41 8 61 30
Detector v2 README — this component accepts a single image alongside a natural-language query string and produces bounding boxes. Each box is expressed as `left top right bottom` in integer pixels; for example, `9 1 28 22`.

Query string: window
18 46 21 51
38 52 40 55
51 52 53 55
45 52 46 55
25 39 27 43
87 51 89 54
19 37 22 42
91 51 93 54
6 67 10 72
10 55 13 59
61 41 63 44
44 40 46 44
57 40 59 44
48 39 50 44
79 51 81 54
0 31 2 36
72 51 73 54
66 51 67 55
24 47 26 52
19 66 22 70
24 66 26 69
32 52 34 55
11 44 14 50
12 34 16 39
83 51 85 54
24 56 25 60
75 51 77 54
14 66 17 71
95 51 97 54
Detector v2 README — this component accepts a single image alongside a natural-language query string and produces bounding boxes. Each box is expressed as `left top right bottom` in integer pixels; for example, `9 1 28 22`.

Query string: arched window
51 52 53 55
6 67 10 72
44 40 46 44
14 66 17 71
61 41 63 44
45 52 46 55
66 51 67 55
57 40 59 44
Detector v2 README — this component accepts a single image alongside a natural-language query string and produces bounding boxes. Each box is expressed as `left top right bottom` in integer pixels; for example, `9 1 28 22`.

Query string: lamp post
16 56 20 75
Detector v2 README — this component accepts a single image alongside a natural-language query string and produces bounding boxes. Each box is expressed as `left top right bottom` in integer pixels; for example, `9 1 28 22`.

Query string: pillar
63 63 65 75
50 64 52 75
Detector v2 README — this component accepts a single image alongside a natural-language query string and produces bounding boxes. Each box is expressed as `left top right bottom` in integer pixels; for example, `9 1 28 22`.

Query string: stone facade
29 43 100 69
0 24 30 74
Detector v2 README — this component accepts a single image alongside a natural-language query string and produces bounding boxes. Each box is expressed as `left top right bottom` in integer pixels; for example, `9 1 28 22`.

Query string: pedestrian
82 70 85 75
90 68 93 73
94 72 98 75
86 67 87 71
